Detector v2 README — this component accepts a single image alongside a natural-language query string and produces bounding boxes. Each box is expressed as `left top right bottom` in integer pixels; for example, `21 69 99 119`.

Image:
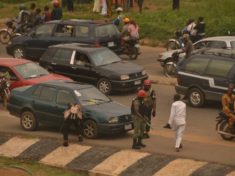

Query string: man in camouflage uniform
131 89 148 149
143 79 156 138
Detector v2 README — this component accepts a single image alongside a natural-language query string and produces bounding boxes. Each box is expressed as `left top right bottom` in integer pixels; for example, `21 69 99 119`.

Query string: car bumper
98 122 133 134
111 75 148 91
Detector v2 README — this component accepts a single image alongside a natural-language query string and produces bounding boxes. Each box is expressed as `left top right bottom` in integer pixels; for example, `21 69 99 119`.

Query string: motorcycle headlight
141 70 146 75
120 75 129 80
108 116 119 123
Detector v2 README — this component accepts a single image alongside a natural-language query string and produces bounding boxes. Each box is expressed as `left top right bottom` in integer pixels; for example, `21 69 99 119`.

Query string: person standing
51 0 63 20
131 90 147 149
93 0 101 13
137 0 144 13
164 94 186 152
43 5 52 22
172 0 180 10
67 0 74 12
62 103 83 147
101 0 107 16
143 80 156 138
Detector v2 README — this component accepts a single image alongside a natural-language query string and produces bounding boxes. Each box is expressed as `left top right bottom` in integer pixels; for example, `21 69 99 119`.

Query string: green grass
0 157 87 176
0 0 235 45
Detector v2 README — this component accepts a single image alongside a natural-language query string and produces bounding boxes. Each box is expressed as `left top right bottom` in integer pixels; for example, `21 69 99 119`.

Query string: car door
32 85 59 125
69 50 98 84
25 23 56 59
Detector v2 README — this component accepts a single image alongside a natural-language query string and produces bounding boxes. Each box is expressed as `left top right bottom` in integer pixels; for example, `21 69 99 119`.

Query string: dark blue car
7 81 133 138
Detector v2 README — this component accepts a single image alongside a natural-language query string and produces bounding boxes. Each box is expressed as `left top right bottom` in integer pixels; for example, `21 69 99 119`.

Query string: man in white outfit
164 94 186 152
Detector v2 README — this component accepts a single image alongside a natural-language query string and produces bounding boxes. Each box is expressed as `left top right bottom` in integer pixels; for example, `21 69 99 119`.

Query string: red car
0 58 71 90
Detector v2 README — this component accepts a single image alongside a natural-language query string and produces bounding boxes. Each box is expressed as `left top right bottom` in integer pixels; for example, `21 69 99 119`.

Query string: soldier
131 90 148 149
62 103 83 147
143 79 156 138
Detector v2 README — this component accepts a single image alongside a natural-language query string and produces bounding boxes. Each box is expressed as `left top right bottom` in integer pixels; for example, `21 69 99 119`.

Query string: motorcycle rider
222 83 235 129
0 71 10 107
179 33 194 59
16 4 30 33
143 80 156 138
121 17 130 38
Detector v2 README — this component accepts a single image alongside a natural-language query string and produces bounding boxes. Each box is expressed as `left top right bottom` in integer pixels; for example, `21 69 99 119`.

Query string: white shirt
168 100 186 129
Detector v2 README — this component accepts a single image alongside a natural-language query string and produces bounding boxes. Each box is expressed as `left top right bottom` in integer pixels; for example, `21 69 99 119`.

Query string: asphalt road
0 44 234 166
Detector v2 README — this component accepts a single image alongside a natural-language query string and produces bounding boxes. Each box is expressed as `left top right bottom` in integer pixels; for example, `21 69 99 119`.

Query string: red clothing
44 11 52 22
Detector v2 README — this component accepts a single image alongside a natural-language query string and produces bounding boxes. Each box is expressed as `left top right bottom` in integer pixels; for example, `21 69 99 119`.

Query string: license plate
134 80 141 85
124 124 132 130
108 42 115 47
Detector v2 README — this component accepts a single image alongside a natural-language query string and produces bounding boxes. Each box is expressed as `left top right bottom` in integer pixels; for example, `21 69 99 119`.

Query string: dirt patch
0 168 31 176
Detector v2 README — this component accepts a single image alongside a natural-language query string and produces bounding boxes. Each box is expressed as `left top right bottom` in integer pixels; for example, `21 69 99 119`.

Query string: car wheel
20 111 38 131
188 88 204 107
83 120 98 139
13 46 25 59
0 31 11 45
97 78 112 95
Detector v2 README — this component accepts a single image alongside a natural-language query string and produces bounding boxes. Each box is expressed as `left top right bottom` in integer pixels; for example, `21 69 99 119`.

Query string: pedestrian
33 8 43 27
143 80 156 138
67 0 74 12
164 94 186 152
29 2 36 23
124 0 130 12
51 0 63 20
172 0 180 10
113 7 123 28
131 89 148 149
62 103 83 147
136 0 144 13
101 0 107 16
93 0 101 13
106 0 112 16
43 5 52 22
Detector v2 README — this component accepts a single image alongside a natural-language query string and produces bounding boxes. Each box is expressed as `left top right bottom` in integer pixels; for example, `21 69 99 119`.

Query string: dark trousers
67 0 74 11
172 0 180 10
62 118 82 140
145 108 152 132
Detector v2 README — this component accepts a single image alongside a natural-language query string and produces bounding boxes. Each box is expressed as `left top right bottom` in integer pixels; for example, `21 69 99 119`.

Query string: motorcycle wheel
167 41 180 51
164 63 176 77
219 121 234 141
128 47 138 60
0 30 11 45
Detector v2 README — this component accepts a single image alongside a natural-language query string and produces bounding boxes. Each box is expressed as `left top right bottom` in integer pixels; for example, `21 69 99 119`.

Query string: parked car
175 48 235 107
7 81 133 138
39 43 148 94
6 19 121 60
158 36 235 67
0 58 71 90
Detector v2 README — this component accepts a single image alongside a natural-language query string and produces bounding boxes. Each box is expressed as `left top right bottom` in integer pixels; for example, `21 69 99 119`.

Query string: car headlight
120 75 130 80
108 116 119 123
141 70 146 75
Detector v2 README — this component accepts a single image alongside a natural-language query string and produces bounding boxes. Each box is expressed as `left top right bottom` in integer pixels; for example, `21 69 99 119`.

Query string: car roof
49 43 106 53
199 36 235 42
46 19 110 25
40 80 94 90
0 58 30 67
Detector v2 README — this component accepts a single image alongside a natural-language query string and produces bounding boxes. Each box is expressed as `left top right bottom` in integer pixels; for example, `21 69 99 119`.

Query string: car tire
188 88 205 107
83 120 98 139
20 110 38 131
0 30 11 45
97 78 112 95
13 46 25 59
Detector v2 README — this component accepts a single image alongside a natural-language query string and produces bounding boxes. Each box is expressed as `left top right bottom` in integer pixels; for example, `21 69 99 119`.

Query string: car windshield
89 49 121 66
74 87 111 106
14 62 49 79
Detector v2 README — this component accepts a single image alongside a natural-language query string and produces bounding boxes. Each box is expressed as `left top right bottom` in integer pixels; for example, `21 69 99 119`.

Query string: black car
176 48 235 107
7 81 133 138
39 43 148 94
6 19 121 60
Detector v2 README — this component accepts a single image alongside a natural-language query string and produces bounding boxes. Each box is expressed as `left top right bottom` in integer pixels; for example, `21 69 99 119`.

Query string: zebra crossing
0 134 234 176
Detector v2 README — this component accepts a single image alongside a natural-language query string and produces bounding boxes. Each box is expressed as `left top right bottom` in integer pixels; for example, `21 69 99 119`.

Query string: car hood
99 61 143 75
83 101 130 120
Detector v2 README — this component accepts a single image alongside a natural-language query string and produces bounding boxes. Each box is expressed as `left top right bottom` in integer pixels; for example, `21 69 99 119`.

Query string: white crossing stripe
0 136 39 157
89 149 150 176
227 170 235 176
40 144 91 167
153 158 207 176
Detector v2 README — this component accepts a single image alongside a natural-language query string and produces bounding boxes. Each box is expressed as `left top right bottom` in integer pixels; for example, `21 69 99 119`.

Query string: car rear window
184 57 210 75
95 24 119 38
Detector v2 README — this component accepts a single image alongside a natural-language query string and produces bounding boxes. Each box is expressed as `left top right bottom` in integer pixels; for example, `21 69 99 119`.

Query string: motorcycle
164 51 180 77
0 76 10 107
167 30 184 51
216 112 235 141
120 38 140 60
0 19 21 45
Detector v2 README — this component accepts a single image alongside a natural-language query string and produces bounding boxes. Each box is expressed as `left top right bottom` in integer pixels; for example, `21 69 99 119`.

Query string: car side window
53 49 73 64
75 26 89 37
40 48 56 61
205 59 234 77
0 66 18 81
39 86 57 102
183 57 210 75
54 24 74 37
74 52 90 66
35 24 55 37
56 90 76 105
194 41 208 49
207 41 227 49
